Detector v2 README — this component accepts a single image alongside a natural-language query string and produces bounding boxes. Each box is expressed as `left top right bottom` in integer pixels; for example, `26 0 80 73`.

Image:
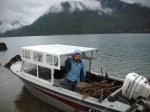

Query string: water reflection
15 86 62 112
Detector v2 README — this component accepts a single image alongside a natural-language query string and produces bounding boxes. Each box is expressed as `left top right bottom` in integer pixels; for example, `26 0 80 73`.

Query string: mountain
3 0 150 37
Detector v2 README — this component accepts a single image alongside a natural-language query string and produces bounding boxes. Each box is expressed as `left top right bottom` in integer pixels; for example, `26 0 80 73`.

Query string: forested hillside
3 0 150 37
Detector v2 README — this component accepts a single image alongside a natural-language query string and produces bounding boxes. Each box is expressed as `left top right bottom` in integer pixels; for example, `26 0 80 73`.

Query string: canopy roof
22 44 98 56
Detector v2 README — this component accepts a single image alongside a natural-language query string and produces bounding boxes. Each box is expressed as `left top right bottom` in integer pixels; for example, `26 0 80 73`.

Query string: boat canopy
21 44 98 70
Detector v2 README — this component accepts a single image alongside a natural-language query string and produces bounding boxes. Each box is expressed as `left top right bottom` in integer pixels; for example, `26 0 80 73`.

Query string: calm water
0 34 150 112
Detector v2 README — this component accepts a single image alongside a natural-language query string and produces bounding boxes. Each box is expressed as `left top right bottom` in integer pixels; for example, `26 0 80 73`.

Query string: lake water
0 34 150 112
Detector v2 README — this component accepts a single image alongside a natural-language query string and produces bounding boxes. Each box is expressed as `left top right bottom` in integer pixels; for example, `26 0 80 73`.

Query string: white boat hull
22 79 74 112
11 62 131 112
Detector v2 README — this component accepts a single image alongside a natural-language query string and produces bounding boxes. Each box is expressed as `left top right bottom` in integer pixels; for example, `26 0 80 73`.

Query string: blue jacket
64 57 86 82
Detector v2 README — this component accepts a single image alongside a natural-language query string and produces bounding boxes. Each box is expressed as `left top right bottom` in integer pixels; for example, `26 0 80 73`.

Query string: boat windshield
22 61 51 81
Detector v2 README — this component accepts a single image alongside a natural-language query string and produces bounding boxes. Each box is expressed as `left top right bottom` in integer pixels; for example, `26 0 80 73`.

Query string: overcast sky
0 0 150 34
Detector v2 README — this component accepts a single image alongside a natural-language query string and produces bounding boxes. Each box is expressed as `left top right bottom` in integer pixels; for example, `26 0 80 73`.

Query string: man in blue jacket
64 49 86 91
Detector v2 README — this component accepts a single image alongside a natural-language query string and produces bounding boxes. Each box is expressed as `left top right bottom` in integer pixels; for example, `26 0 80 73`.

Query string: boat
10 44 150 112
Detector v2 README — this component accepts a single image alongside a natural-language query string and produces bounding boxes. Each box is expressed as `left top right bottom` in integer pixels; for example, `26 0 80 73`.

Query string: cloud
0 0 114 34
56 0 112 13
0 0 53 33
0 0 150 34
120 0 150 7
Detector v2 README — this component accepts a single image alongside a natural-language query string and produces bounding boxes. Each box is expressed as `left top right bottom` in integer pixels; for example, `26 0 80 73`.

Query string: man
64 49 86 91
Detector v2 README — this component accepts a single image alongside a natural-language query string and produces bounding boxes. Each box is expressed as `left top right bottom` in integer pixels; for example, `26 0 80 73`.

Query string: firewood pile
79 80 122 100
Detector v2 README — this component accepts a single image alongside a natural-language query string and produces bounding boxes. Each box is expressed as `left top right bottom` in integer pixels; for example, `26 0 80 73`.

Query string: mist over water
0 34 150 111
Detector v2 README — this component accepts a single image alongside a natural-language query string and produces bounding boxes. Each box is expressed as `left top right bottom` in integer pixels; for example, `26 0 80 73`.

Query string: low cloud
0 0 114 34
0 0 150 34
49 0 112 13
120 0 150 7
0 0 53 33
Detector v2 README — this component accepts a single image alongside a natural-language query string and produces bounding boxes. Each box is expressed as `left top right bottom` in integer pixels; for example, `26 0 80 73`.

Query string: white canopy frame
21 44 98 85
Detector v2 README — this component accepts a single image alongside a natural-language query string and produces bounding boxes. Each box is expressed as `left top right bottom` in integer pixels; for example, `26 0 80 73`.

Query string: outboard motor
122 73 150 111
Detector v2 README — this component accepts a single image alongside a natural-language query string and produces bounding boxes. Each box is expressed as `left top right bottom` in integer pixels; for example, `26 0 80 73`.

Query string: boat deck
25 66 123 99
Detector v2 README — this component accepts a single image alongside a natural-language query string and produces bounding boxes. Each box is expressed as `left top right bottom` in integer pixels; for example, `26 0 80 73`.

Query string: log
80 80 122 99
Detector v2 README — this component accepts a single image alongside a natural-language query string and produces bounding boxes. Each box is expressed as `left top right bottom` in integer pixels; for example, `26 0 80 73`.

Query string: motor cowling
122 73 150 100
